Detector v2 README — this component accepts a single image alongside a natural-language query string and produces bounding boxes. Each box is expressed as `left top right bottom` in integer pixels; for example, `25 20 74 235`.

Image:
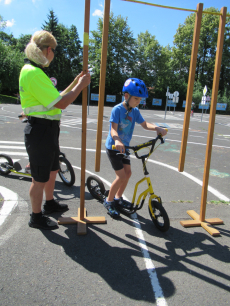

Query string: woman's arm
59 72 84 96
140 121 167 136
54 72 91 110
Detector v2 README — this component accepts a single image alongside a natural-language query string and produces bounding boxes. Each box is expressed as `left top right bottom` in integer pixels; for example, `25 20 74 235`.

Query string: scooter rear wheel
0 154 13 175
58 156 75 186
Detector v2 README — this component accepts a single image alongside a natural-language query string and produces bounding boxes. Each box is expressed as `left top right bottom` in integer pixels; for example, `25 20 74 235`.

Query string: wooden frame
58 0 107 234
180 7 227 236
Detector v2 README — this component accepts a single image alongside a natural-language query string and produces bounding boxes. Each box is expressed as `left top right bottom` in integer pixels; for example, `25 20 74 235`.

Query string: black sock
31 211 42 220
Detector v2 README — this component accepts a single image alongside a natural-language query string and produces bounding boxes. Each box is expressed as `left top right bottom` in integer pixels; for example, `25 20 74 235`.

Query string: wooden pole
58 0 106 234
178 3 203 172
180 6 226 236
80 0 90 220
200 7 227 221
95 0 111 172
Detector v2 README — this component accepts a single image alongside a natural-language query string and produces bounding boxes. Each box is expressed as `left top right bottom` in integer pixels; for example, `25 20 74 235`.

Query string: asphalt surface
0 104 230 306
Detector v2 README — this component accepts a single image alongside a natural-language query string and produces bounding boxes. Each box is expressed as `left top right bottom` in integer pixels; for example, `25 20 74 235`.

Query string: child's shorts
106 148 130 171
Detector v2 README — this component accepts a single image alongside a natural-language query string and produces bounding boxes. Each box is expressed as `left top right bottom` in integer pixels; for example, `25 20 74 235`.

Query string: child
104 78 167 218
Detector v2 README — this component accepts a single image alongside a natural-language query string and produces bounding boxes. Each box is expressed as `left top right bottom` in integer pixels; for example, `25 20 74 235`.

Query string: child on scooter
104 78 167 218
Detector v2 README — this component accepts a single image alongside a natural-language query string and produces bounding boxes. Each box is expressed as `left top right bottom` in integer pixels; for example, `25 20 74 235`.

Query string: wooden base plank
180 209 223 236
85 216 106 223
77 220 87 235
180 220 201 227
205 218 224 225
186 210 200 220
57 208 106 236
58 217 79 225
201 222 220 236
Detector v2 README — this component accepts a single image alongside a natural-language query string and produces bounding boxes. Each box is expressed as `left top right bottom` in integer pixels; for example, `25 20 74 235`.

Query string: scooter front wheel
0 154 13 175
148 199 170 232
86 175 105 202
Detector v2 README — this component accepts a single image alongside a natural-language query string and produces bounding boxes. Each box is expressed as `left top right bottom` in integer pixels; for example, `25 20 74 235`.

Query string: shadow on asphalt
40 193 230 301
127 214 230 296
41 221 175 302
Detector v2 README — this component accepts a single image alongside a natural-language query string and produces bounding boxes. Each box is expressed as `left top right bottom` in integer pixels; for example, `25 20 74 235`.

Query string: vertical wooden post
200 7 227 221
80 0 90 220
178 3 203 172
95 0 111 172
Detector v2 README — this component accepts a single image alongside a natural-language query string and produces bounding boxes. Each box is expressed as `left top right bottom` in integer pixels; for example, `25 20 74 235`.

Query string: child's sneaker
103 199 120 219
114 197 132 209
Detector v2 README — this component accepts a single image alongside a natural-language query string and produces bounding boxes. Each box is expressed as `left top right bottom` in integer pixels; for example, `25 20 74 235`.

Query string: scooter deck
11 169 31 176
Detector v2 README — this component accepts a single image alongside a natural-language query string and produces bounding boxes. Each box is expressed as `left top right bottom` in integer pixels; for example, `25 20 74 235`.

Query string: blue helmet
122 78 148 98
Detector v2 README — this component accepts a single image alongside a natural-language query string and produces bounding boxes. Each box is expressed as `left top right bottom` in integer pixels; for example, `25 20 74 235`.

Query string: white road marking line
0 145 26 149
72 165 167 305
132 216 168 306
0 187 28 246
0 115 18 119
67 147 229 202
0 187 18 227
0 141 24 144
164 139 230 149
0 152 28 156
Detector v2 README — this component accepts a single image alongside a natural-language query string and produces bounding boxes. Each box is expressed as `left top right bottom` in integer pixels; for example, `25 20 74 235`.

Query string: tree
134 31 175 104
0 15 6 31
0 31 17 46
16 34 31 52
172 7 230 100
42 10 82 92
0 40 24 94
89 13 136 97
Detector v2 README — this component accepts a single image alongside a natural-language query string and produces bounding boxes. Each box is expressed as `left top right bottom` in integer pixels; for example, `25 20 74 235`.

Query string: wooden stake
80 0 90 221
180 6 226 237
178 3 203 172
58 0 106 234
200 7 227 221
95 0 111 172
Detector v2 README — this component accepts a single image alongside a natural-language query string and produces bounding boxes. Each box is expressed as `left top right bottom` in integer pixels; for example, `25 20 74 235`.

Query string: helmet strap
124 95 132 113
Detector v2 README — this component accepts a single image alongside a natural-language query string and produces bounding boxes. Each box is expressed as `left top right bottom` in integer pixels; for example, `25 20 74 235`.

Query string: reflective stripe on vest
23 104 62 120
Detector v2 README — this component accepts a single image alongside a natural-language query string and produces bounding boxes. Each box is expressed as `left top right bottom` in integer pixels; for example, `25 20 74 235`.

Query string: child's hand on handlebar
156 127 167 137
114 140 125 153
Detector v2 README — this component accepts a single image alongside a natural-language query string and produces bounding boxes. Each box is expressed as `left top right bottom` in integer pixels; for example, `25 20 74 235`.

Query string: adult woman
19 30 90 230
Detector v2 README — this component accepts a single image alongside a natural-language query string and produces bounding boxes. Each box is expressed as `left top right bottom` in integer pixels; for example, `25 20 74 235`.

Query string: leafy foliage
42 10 82 91
0 40 24 94
89 13 135 99
0 8 229 112
0 15 6 31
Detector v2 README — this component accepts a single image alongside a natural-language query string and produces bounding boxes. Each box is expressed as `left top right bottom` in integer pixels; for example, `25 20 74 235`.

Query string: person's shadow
42 222 175 302
41 190 230 300
126 214 230 295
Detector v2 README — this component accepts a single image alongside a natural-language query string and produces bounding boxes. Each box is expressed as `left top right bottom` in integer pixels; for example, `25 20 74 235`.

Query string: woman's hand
74 71 83 84
76 71 91 88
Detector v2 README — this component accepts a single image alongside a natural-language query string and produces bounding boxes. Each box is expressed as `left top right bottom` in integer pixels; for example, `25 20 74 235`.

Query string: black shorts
106 148 130 171
24 117 60 183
